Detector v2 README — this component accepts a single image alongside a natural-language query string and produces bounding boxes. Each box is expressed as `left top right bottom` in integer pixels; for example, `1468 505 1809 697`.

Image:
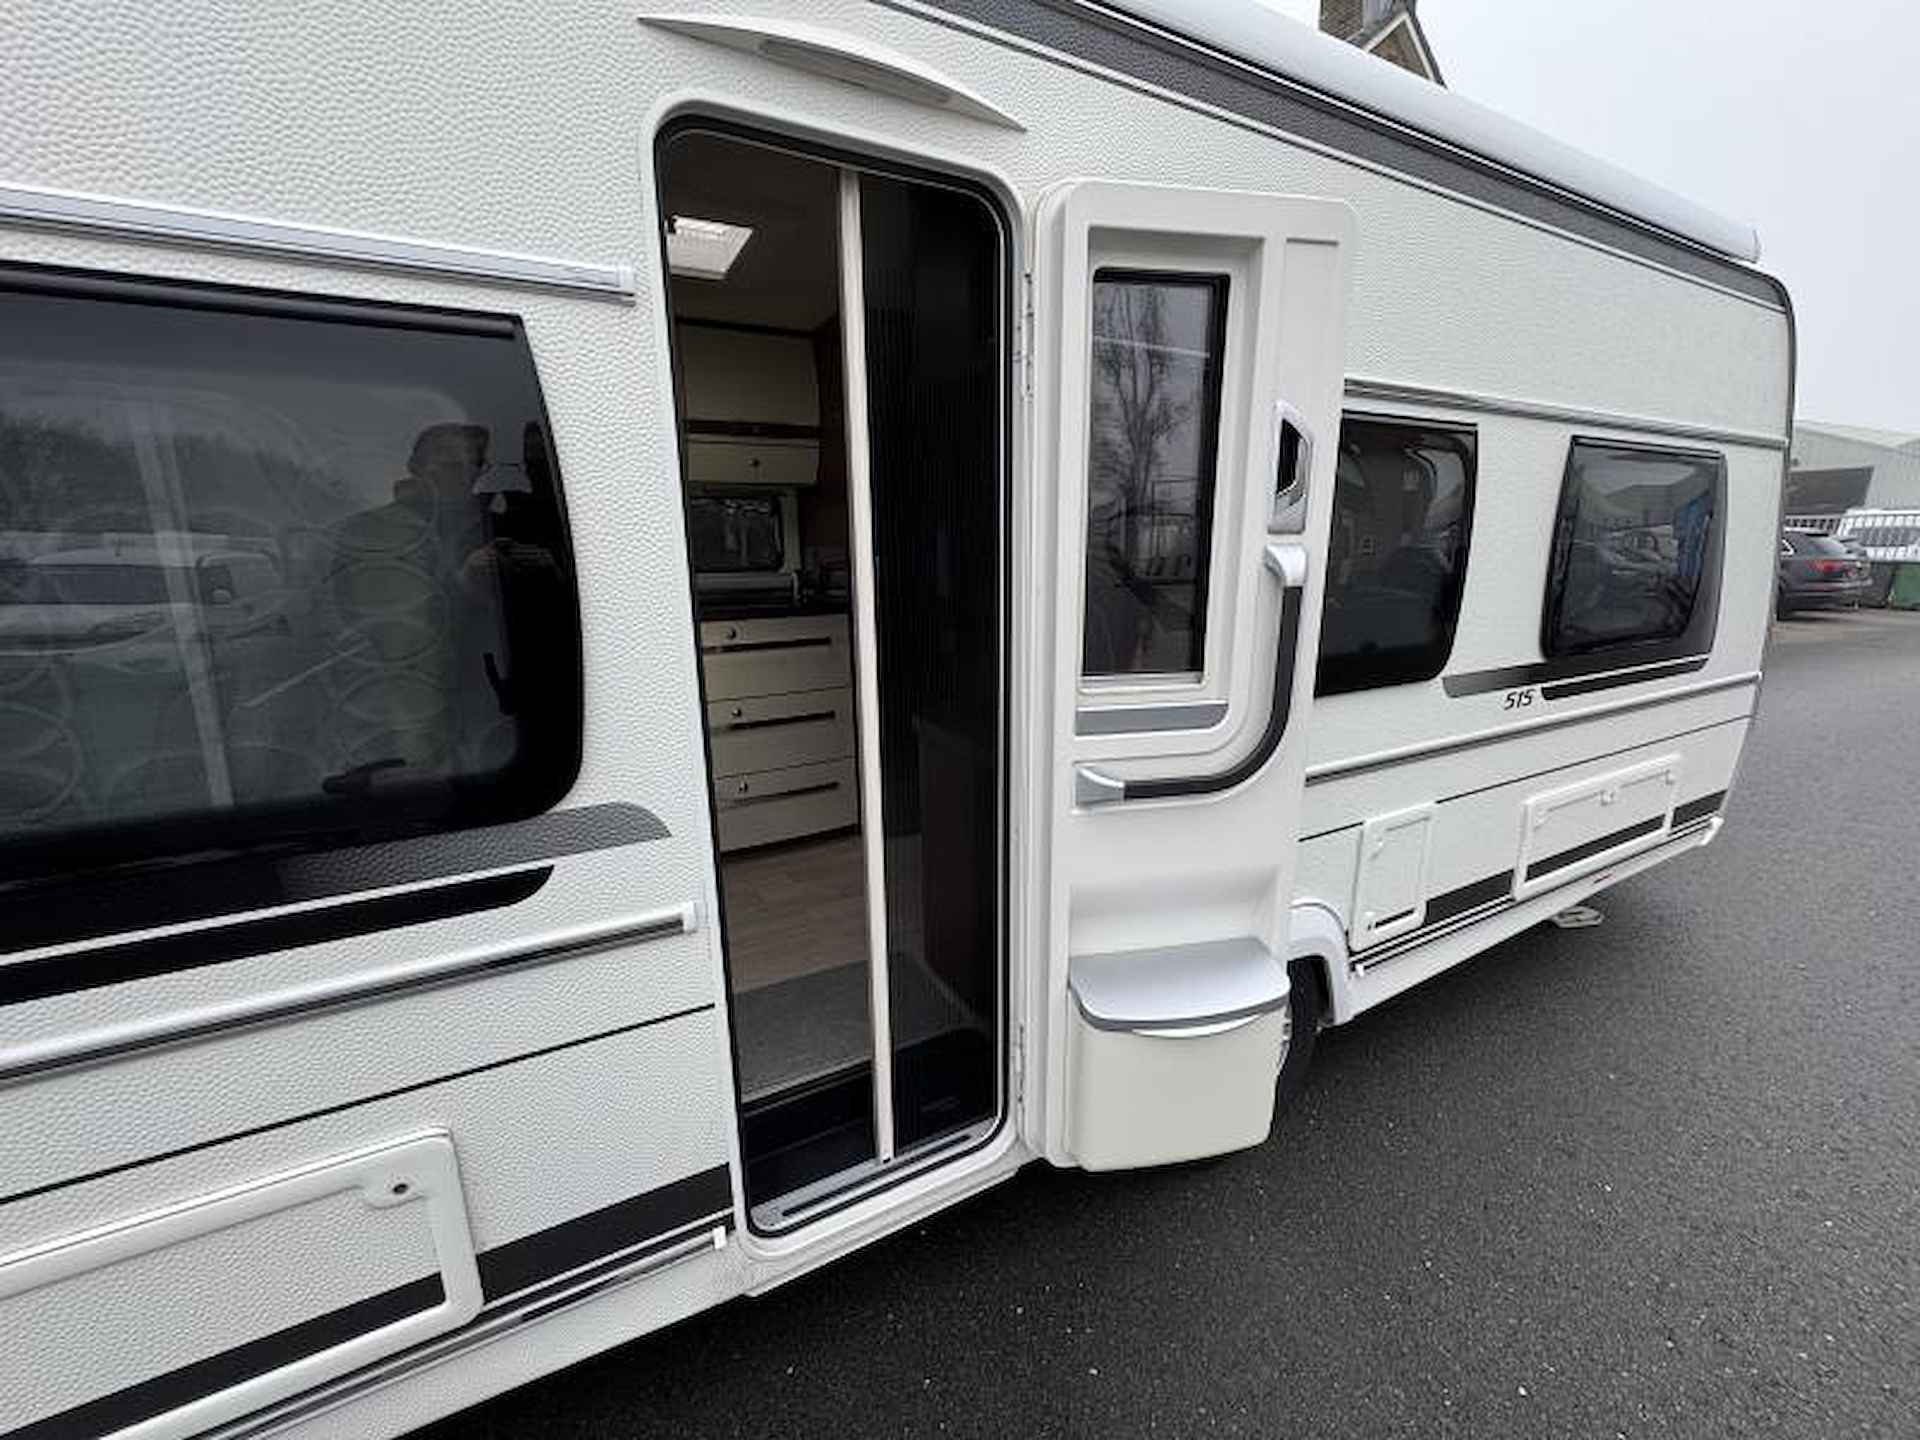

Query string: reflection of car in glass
1777 530 1870 617
0 532 285 652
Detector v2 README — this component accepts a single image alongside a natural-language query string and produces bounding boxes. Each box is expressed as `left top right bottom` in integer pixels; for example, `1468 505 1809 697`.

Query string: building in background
1787 421 1920 515
1319 0 1444 84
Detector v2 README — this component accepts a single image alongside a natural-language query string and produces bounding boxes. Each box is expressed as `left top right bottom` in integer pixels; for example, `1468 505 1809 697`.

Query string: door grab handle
1264 540 1308 588
1270 401 1314 533
1076 550 1309 807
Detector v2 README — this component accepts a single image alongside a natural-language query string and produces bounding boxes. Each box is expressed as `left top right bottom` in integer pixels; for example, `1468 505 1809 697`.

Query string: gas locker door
1023 181 1353 1170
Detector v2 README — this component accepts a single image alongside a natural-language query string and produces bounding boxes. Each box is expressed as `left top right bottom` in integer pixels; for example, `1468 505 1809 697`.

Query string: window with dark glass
1081 270 1228 678
0 270 581 876
1316 415 1477 695
1543 440 1724 658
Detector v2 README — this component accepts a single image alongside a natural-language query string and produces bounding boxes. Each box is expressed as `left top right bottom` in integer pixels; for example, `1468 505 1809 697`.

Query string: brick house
1320 0 1444 85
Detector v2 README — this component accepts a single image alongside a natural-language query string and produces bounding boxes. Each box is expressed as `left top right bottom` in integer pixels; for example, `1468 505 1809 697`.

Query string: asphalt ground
425 608 1920 1439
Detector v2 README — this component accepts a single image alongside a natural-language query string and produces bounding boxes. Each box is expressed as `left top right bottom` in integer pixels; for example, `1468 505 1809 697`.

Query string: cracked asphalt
424 608 1920 1439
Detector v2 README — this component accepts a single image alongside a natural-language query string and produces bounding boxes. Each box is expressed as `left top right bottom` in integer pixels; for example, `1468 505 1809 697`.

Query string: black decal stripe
4 1276 448 1440
1540 657 1712 700
903 2 1780 302
1423 872 1512 927
0 1005 714 1209
477 1166 733 1301
1525 816 1667 882
2 1166 736 1440
1672 790 1727 828
0 801 665 958
0 869 549 1010
1443 654 1709 698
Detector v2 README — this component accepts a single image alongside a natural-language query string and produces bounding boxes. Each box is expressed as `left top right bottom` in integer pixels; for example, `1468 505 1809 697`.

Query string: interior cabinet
700 614 858 852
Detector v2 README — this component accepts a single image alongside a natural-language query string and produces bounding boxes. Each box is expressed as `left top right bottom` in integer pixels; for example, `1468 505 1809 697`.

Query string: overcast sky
1256 0 1918 431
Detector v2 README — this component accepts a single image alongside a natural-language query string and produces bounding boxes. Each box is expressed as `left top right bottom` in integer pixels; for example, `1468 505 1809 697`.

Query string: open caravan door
1024 182 1353 1170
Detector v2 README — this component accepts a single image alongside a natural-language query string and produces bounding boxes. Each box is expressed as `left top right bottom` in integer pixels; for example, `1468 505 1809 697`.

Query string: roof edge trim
1100 0 1761 263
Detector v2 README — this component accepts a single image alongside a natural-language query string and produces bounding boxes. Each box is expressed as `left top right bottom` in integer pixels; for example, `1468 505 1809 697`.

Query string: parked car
1778 530 1871 616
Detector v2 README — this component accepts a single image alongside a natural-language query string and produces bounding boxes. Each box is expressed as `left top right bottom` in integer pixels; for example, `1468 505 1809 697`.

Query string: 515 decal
1502 688 1538 710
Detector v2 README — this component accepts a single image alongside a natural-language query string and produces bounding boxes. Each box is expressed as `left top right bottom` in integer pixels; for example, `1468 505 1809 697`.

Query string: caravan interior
659 130 1005 1223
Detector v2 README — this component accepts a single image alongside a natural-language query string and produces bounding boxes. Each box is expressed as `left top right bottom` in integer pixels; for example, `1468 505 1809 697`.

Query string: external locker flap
0 1132 481 1440
1350 803 1437 950
1514 753 1682 899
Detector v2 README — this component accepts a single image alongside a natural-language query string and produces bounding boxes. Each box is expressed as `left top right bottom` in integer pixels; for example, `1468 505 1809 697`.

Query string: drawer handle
718 708 838 733
724 780 842 809
707 636 833 655
731 705 744 719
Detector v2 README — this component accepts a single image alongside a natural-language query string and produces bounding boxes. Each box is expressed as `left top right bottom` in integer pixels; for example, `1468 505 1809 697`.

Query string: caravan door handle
1269 401 1314 533
1074 545 1309 807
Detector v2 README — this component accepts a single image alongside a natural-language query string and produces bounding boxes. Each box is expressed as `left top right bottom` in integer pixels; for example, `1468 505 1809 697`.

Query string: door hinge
1020 270 1035 400
1011 1020 1026 1109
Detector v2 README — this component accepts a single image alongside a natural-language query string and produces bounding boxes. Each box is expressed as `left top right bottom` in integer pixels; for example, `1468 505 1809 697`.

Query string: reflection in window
0 276 579 874
1545 441 1722 656
1317 417 1476 695
1081 271 1228 678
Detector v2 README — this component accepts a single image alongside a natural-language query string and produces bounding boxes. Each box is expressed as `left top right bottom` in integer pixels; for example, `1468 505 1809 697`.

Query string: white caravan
0 2 1790 1437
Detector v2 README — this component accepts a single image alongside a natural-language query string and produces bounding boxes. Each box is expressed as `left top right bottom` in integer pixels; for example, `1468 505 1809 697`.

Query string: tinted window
1316 416 1476 695
1081 270 1228 677
0 271 580 876
1788 534 1847 557
1544 440 1723 657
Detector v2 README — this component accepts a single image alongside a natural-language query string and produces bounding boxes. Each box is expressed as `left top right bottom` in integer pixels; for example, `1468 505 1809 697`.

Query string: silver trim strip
1345 377 1789 452
0 181 637 299
1075 700 1229 736
1306 671 1760 786
750 1120 992 1231
0 905 696 1087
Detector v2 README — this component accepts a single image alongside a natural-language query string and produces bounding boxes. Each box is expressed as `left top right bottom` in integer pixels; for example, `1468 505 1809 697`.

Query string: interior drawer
685 436 818 488
708 687 854 777
714 759 858 852
700 615 851 700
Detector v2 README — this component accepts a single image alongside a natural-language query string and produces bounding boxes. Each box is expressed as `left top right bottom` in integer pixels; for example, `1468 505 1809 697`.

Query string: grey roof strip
903 0 1783 304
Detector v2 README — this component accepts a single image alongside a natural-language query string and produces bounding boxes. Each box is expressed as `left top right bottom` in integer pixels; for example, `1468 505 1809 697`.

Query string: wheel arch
1286 899 1355 1026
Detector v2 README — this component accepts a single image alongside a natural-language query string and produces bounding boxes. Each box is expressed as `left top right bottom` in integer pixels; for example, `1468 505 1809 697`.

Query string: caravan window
0 269 581 877
1080 270 1229 678
1543 440 1724 657
1316 416 1476 695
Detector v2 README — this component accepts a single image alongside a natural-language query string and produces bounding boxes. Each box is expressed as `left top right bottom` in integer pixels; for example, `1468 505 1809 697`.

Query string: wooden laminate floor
721 831 868 993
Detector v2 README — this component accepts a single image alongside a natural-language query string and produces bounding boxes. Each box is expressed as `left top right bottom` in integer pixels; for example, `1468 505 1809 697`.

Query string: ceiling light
667 216 754 280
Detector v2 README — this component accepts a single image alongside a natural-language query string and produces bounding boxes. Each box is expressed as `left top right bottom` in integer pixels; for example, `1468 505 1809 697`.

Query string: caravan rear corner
0 3 1790 1437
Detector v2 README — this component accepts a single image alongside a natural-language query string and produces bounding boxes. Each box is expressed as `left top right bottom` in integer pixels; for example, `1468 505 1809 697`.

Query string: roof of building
1797 421 1920 452
1350 7 1445 87
1104 0 1761 262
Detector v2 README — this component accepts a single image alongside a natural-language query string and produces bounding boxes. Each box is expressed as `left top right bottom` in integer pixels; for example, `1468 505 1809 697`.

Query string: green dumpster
1888 562 1920 610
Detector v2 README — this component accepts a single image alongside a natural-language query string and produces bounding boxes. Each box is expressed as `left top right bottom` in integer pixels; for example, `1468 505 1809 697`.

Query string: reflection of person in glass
327 423 561 789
